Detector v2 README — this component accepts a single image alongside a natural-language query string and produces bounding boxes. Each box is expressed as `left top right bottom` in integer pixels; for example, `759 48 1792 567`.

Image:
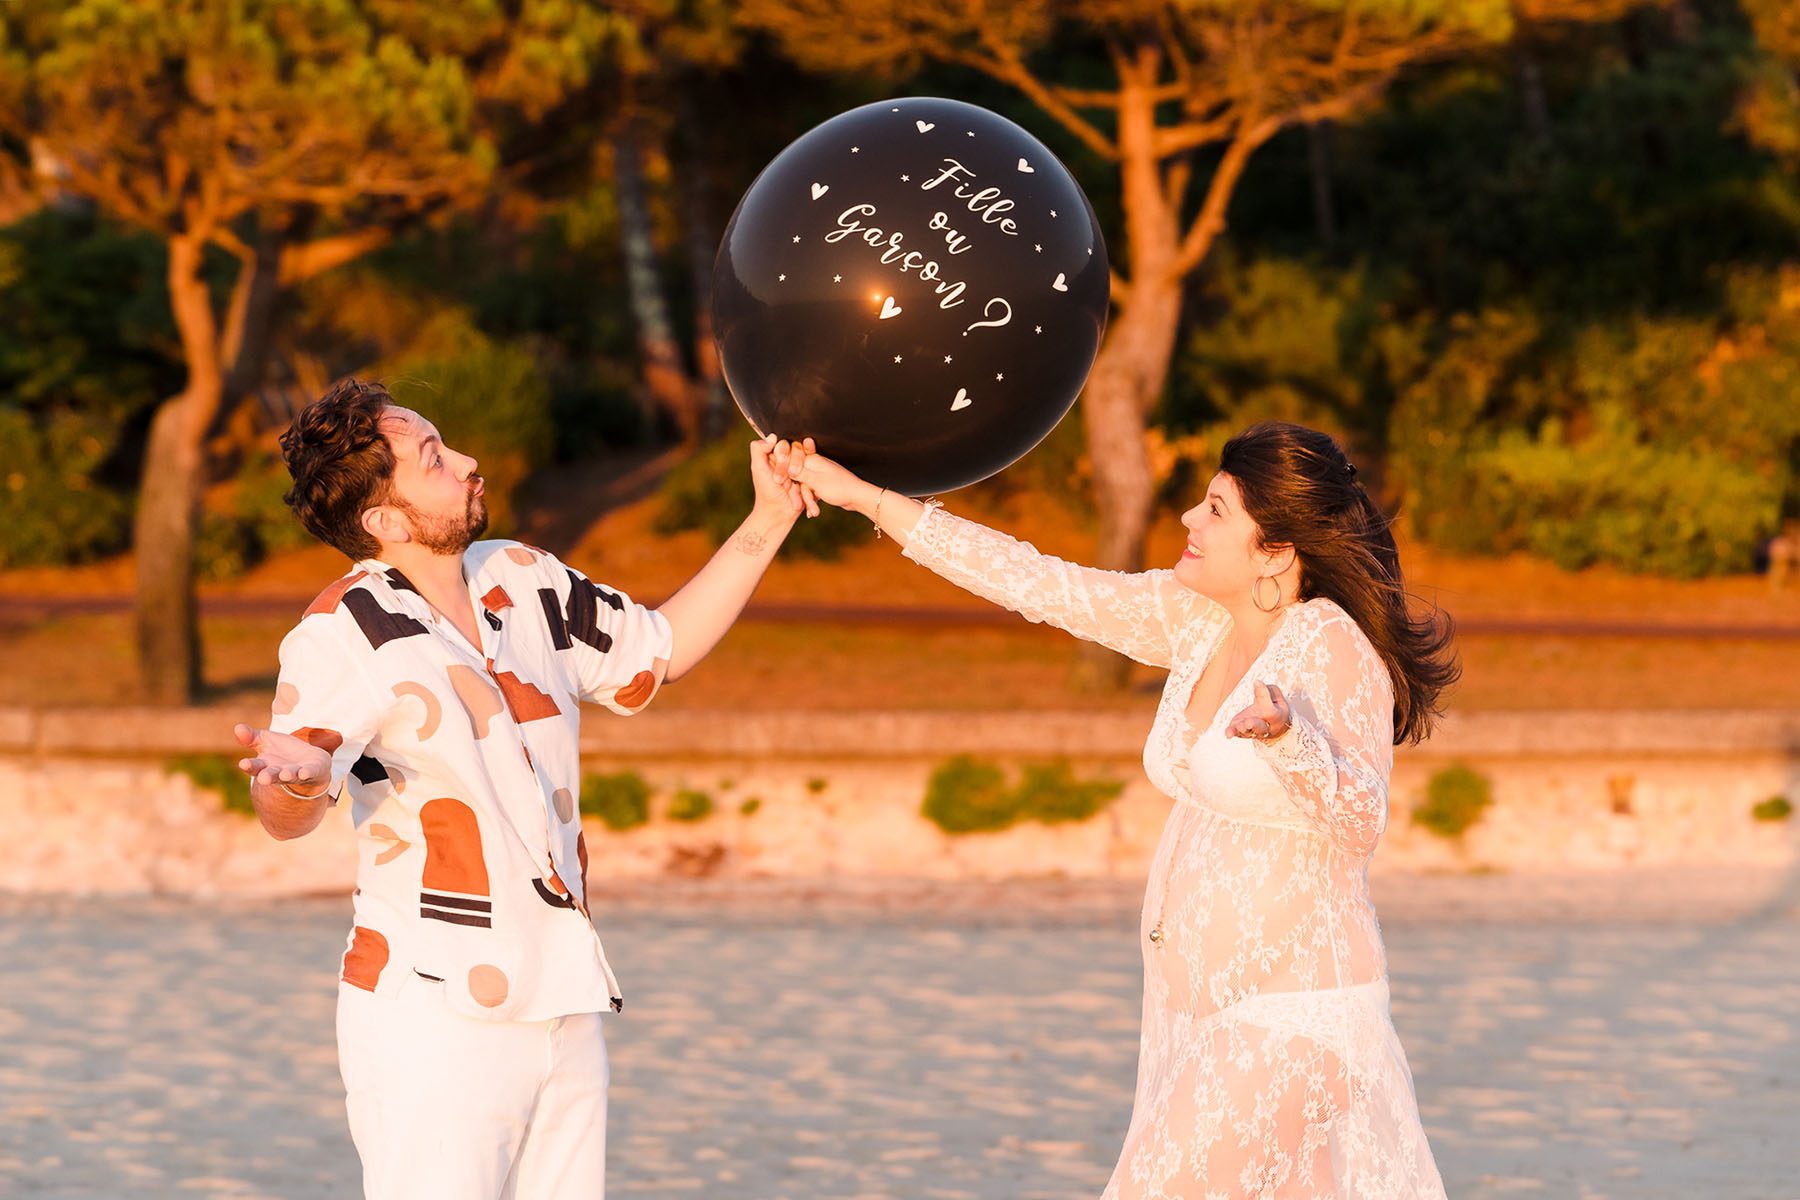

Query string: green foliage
383 313 556 537
804 776 830 794
654 435 869 560
922 756 1124 835
1008 760 1126 825
1752 794 1794 822
667 788 715 822
1411 764 1493 840
583 770 652 831
0 407 133 567
739 797 762 817
167 754 254 818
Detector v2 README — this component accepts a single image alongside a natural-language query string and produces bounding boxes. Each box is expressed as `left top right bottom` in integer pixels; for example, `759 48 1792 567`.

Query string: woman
785 422 1457 1198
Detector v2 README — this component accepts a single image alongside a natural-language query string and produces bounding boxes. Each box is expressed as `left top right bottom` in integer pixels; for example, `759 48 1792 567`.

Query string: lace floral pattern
904 508 1446 1199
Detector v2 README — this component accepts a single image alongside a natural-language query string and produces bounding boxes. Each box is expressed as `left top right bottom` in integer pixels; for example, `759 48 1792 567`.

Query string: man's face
376 406 487 555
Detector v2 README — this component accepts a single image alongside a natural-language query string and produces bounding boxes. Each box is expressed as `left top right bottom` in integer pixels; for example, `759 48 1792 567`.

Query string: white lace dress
903 507 1446 1199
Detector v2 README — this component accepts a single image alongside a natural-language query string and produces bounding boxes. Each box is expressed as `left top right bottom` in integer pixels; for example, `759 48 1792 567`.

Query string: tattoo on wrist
733 529 770 556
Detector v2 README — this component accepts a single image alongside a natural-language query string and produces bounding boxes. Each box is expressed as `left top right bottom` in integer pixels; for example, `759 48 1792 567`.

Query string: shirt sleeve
900 505 1222 668
1253 611 1395 858
539 555 674 715
267 616 391 794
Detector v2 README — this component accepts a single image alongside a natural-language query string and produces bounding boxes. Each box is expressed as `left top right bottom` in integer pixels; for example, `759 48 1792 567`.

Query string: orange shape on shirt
341 925 389 992
490 665 562 724
504 547 538 566
292 726 344 755
420 797 490 897
614 669 659 711
303 570 369 618
469 964 510 1008
271 681 299 717
447 664 503 739
481 585 513 613
367 823 411 866
391 681 442 740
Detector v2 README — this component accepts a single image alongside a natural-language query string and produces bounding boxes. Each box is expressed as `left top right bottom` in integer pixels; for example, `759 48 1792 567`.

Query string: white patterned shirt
268 540 671 1021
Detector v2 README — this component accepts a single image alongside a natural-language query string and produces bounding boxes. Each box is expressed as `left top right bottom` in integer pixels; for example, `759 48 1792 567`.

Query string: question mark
962 297 1013 336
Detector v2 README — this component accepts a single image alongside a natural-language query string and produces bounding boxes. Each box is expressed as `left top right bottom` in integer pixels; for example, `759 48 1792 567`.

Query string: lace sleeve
1253 609 1395 857
900 506 1220 668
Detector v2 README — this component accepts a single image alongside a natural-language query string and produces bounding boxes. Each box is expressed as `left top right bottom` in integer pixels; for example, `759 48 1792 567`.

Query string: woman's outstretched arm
788 442 1219 669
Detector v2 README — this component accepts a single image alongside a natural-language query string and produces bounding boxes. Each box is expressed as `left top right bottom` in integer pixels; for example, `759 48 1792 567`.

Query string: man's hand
233 723 332 795
749 436 806 521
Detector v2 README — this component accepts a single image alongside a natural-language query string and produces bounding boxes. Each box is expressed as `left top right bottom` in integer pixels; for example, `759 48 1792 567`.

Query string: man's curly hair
280 377 399 562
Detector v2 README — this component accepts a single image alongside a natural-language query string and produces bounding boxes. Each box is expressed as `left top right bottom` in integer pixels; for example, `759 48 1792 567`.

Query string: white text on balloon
826 203 969 309
918 158 1020 236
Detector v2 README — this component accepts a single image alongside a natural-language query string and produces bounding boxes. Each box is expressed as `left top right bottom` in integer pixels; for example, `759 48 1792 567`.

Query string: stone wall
0 708 1794 896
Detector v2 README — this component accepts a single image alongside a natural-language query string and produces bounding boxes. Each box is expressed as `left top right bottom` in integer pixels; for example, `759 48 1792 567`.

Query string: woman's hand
786 438 882 515
1225 681 1292 742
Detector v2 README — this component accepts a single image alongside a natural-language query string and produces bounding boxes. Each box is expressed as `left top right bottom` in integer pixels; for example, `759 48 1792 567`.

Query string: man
231 377 805 1198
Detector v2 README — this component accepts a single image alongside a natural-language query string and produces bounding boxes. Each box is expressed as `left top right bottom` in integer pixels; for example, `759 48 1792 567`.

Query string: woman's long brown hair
1219 421 1460 745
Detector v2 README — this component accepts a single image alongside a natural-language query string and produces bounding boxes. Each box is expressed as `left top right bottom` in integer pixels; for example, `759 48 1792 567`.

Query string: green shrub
1752 795 1794 822
922 756 1125 835
1411 764 1494 840
668 788 715 823
805 776 830 794
739 797 762 817
0 407 132 568
654 436 868 560
1011 761 1126 825
583 770 651 831
168 755 255 818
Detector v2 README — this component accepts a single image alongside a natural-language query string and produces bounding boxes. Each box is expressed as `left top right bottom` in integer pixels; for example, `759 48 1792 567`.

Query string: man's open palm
233 723 331 791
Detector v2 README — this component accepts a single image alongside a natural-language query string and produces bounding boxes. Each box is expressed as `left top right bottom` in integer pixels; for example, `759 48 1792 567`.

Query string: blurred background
1 2 1798 1197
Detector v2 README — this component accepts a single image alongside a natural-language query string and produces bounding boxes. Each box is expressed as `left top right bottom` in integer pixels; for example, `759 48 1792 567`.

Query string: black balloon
713 97 1110 496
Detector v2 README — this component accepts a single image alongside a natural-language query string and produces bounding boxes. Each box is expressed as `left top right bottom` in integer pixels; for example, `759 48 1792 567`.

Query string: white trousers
337 974 608 1200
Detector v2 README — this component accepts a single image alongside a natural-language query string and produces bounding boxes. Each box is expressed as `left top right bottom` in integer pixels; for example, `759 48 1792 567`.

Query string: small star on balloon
1087 247 1093 255
893 355 902 363
966 131 974 136
943 355 953 363
833 274 842 282
851 146 860 153
791 235 801 243
1050 209 1058 218
778 274 787 281
995 373 1005 381
900 174 910 182
1034 325 1042 334
1033 243 1042 253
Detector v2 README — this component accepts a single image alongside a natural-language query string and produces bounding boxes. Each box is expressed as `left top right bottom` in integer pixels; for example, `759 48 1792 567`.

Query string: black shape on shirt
343 588 429 650
350 755 390 786
542 570 619 655
383 567 420 595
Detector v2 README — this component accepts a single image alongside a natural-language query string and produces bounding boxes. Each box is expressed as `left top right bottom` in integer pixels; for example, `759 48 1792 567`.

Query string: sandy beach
2 868 1796 1199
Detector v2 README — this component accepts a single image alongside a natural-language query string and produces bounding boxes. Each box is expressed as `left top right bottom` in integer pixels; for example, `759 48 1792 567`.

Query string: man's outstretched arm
656 438 804 683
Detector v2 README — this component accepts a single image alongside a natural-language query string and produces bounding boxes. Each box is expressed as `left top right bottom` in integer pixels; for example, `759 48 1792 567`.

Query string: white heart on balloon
810 182 829 200
1017 158 1034 173
916 120 935 133
879 296 903 320
1052 273 1069 292
950 387 973 412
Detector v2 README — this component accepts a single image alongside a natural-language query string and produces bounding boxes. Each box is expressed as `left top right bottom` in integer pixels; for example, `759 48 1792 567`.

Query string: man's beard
397 488 488 556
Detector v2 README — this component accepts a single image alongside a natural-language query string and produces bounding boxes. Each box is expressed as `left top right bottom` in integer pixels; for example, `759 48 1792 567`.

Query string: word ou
826 203 968 308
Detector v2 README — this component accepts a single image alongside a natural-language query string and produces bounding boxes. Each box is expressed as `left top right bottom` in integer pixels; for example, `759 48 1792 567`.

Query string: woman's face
1174 472 1267 602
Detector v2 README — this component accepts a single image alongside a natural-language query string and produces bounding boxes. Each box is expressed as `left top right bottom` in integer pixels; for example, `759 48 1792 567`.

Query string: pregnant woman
787 421 1457 1197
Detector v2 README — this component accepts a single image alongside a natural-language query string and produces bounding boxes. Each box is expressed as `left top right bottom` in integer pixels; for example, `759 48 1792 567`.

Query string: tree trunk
613 125 700 443
679 93 730 441
211 220 289 458
1307 121 1337 248
1072 48 1186 691
135 233 225 705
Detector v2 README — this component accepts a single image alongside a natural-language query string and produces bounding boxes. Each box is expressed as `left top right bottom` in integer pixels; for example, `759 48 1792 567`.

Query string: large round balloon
713 96 1110 496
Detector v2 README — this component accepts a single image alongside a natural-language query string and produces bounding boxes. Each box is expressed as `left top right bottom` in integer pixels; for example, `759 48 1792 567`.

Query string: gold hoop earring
1252 575 1281 613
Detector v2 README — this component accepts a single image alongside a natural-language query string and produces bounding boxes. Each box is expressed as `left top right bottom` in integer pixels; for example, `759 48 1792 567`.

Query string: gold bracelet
277 778 332 804
871 488 888 540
